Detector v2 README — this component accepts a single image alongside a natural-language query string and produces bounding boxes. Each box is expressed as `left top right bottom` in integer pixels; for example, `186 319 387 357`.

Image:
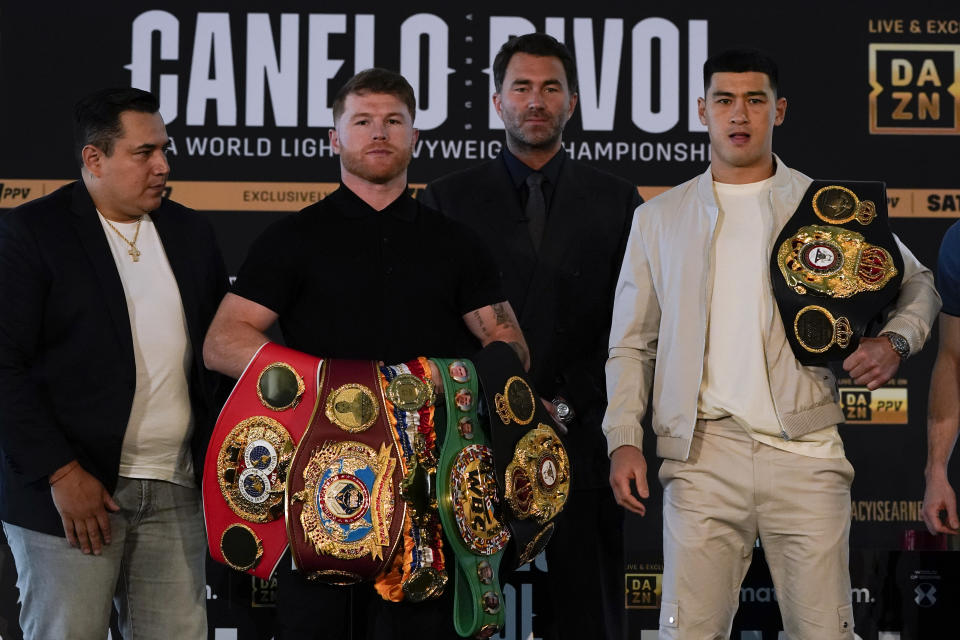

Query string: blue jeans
3 477 207 640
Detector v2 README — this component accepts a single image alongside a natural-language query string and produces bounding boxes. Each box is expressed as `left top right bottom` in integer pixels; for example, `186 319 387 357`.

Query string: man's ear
81 145 103 177
328 128 341 155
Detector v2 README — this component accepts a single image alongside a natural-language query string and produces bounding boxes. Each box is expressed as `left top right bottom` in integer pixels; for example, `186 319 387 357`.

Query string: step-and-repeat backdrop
1 2 959 638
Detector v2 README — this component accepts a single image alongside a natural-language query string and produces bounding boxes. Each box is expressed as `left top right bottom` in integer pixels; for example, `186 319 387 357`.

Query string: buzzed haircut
493 33 578 94
703 48 780 97
331 68 417 124
74 87 160 167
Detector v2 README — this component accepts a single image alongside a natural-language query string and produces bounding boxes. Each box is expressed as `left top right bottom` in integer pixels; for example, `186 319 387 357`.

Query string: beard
502 108 567 152
339 142 414 185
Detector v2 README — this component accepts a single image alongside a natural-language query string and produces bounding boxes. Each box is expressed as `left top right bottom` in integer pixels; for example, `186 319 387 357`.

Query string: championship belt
202 343 321 579
472 342 570 569
284 359 405 584
434 358 509 639
771 181 904 364
373 358 448 602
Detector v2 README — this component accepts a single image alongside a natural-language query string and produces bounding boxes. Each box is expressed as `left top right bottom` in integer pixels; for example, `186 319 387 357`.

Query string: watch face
555 403 570 419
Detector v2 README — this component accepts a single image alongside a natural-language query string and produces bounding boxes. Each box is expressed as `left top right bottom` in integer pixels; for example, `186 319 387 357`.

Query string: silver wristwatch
551 397 575 424
880 331 910 359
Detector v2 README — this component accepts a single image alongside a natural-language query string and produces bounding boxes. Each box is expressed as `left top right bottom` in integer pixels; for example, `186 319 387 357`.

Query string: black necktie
525 172 546 252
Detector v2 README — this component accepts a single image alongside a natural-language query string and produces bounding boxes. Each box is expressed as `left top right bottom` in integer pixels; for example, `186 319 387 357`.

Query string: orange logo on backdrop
869 44 960 135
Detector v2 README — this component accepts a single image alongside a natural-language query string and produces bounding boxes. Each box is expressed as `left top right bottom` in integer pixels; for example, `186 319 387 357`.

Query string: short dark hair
74 87 160 167
703 48 780 97
493 33 578 94
331 68 417 124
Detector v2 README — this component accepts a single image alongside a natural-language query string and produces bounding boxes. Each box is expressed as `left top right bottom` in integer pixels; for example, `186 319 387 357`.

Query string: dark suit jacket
0 181 228 535
421 152 641 488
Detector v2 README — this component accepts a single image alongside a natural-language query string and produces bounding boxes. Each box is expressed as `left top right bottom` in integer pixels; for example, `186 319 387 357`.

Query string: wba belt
202 343 321 579
472 341 570 569
285 359 406 584
771 181 904 365
434 358 509 639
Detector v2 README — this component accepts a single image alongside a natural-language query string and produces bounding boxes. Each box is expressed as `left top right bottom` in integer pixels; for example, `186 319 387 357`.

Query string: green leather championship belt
771 181 904 365
472 342 570 569
434 358 509 639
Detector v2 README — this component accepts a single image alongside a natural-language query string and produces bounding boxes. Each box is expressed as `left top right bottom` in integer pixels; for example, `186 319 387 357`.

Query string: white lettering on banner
400 14 452 129
127 11 709 135
186 13 237 126
307 14 347 127
127 10 180 123
246 14 299 127
632 18 679 133
575 18 623 131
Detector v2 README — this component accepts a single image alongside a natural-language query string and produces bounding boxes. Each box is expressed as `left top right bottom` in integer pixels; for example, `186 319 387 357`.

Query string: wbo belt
374 358 448 603
472 341 570 569
770 181 904 365
202 342 321 579
434 358 509 639
285 359 406 584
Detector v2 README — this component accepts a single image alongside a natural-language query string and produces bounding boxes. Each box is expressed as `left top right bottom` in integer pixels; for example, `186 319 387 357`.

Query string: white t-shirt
698 179 844 458
97 211 196 487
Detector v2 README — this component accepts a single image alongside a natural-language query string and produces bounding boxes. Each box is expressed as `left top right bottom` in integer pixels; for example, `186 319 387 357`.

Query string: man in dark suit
0 88 227 640
420 33 640 640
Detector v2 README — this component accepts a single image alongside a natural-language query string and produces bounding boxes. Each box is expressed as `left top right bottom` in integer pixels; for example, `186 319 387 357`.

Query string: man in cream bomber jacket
603 49 940 640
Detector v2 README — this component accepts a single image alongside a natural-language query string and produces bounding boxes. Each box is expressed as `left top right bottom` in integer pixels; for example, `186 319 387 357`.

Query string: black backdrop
1 2 959 638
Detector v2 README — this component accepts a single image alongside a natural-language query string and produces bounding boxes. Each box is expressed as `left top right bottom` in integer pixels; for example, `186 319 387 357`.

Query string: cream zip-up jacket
603 157 941 462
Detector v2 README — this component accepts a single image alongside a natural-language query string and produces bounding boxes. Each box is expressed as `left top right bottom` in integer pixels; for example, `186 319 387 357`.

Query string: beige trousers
657 418 855 640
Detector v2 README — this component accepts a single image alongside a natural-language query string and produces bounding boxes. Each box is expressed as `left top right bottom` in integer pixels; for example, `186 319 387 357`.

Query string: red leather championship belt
284 359 406 584
202 343 322 579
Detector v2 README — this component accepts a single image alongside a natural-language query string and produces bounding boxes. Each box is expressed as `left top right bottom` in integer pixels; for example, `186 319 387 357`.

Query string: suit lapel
69 182 135 360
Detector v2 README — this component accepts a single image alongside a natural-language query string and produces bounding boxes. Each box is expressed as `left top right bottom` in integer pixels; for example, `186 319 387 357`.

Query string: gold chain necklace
103 217 143 262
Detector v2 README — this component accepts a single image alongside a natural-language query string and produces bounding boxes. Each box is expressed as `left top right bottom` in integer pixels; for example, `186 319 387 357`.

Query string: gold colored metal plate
256 362 305 411
217 416 295 523
494 376 535 425
325 383 379 432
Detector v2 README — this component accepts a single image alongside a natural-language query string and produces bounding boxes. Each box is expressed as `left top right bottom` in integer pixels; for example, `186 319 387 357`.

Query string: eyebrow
132 141 170 151
511 78 563 87
351 112 407 119
711 90 768 97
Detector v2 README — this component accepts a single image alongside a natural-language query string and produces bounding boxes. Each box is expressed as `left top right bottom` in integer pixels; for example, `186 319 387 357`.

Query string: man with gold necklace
0 87 227 639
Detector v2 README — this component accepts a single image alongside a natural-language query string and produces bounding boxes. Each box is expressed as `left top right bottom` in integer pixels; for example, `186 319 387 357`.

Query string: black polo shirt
233 183 504 362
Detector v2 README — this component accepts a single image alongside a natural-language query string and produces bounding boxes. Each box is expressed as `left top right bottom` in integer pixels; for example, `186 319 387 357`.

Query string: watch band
880 331 910 359
433 357 508 639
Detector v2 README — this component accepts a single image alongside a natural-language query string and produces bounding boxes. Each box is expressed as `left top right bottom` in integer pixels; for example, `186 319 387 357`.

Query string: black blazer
0 181 228 535
421 153 641 488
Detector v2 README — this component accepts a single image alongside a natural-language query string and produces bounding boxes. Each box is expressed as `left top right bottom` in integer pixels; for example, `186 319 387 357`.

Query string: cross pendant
128 246 141 262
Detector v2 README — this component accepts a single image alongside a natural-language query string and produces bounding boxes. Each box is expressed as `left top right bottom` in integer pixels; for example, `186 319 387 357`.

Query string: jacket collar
697 154 796 212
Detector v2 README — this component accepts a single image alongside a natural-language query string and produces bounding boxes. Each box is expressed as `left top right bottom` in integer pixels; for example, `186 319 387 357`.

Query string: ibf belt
472 341 570 569
770 181 904 364
285 359 405 584
434 358 508 639
374 358 448 603
202 343 321 579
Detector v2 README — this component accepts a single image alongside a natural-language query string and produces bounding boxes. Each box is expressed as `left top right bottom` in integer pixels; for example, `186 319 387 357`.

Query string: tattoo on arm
472 309 490 337
492 302 516 328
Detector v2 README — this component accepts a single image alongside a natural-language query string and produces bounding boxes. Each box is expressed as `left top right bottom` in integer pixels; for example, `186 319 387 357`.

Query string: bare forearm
203 319 270 378
464 301 530 370
926 360 960 477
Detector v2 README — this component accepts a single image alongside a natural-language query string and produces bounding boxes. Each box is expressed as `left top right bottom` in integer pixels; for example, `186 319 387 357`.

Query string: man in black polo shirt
203 69 527 639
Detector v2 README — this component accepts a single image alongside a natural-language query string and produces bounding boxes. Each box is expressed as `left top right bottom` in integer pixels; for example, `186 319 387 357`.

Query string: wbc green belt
434 358 509 639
